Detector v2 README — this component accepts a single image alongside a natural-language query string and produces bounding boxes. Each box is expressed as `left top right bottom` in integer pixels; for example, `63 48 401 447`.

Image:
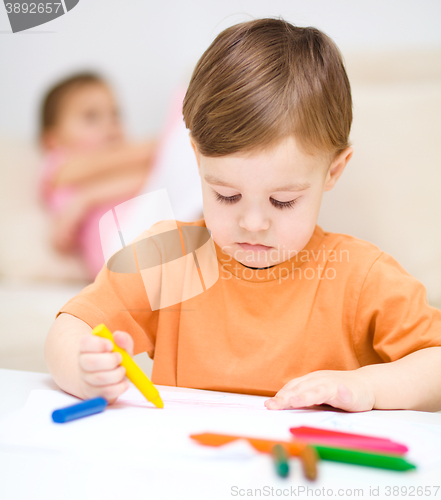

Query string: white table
1 368 441 500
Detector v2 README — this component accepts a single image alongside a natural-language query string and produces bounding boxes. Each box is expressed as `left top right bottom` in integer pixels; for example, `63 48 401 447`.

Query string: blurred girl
38 72 158 279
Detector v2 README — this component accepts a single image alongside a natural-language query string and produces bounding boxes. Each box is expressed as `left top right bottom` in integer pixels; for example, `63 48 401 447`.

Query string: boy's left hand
264 370 376 413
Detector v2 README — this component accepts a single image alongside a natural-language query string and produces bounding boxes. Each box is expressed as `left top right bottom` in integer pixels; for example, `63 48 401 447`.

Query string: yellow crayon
92 323 164 409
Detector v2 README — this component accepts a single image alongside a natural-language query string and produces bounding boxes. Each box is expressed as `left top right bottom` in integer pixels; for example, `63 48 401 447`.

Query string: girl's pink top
38 148 111 279
39 148 77 212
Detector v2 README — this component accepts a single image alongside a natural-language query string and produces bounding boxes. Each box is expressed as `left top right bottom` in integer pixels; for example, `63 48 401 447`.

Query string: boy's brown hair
39 72 105 140
182 17 352 163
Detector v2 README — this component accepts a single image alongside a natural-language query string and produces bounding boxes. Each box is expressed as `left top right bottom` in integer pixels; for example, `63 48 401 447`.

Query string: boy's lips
238 242 272 252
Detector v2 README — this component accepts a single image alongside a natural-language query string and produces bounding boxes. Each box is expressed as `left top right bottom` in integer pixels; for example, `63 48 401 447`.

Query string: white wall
0 0 440 142
0 0 440 307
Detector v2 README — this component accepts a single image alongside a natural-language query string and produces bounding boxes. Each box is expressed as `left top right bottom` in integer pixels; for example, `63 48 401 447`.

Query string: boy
44 18 441 413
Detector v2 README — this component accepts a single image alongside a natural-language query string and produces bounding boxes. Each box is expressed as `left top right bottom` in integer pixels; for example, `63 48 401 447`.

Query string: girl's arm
76 164 150 209
51 166 150 254
51 138 158 188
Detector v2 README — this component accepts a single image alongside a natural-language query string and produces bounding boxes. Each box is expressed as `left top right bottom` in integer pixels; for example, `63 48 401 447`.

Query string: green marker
272 444 290 478
313 446 417 471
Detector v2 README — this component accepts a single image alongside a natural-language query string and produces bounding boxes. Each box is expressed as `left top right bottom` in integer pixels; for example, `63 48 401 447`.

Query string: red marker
289 426 408 454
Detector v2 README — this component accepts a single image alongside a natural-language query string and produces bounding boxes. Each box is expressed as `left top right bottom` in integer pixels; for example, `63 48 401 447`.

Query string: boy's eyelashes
271 198 298 210
213 191 299 210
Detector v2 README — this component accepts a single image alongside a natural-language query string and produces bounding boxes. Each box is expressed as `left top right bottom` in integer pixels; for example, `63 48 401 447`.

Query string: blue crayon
52 397 108 423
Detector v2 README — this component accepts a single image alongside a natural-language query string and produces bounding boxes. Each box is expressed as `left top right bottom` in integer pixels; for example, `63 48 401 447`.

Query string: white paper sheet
1 383 440 478
118 384 271 410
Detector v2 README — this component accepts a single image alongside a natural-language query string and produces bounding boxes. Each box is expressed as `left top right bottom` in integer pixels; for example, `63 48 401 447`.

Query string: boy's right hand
78 330 134 404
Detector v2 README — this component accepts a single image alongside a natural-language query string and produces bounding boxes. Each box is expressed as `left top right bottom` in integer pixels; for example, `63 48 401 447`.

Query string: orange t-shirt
56 218 441 397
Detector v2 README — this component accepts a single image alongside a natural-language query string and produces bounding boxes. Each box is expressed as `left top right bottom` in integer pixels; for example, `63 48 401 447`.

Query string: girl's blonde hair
183 18 352 162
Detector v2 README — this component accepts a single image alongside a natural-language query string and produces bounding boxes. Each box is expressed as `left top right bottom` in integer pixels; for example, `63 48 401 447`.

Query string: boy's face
43 83 124 152
191 135 353 268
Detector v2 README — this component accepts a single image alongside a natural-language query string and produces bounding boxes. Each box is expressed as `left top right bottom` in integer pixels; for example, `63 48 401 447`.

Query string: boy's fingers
264 395 290 410
113 331 134 357
286 384 354 411
280 374 313 392
265 384 301 409
80 351 123 372
325 383 355 411
100 380 130 403
79 333 114 353
287 386 328 409
84 365 126 387
265 383 326 410
82 379 129 403
274 381 306 400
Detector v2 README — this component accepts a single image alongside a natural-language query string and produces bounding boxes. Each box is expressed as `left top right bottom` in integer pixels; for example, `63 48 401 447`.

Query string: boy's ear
323 147 353 192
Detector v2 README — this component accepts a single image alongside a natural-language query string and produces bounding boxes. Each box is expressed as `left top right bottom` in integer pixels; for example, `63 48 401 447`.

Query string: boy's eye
214 191 298 209
214 192 241 204
271 198 299 210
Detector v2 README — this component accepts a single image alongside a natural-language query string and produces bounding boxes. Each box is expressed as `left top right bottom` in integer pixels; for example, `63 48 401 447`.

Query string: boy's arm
359 346 441 411
266 251 441 413
45 243 157 399
52 138 158 188
44 312 93 399
265 346 441 412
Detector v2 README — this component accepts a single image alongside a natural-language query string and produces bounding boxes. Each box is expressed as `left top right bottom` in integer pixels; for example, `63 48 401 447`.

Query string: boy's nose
238 209 270 233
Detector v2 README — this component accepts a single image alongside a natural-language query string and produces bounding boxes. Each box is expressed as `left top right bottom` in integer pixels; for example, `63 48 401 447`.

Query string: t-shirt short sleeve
56 255 158 358
353 251 441 363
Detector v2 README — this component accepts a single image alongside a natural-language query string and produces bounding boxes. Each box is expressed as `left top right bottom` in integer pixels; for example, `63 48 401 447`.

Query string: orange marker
190 432 318 480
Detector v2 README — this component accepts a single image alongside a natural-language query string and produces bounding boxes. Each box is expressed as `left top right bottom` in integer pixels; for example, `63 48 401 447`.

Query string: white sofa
1 49 440 375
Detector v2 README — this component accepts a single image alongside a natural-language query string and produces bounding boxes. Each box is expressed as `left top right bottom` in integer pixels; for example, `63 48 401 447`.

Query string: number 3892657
5 3 63 14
